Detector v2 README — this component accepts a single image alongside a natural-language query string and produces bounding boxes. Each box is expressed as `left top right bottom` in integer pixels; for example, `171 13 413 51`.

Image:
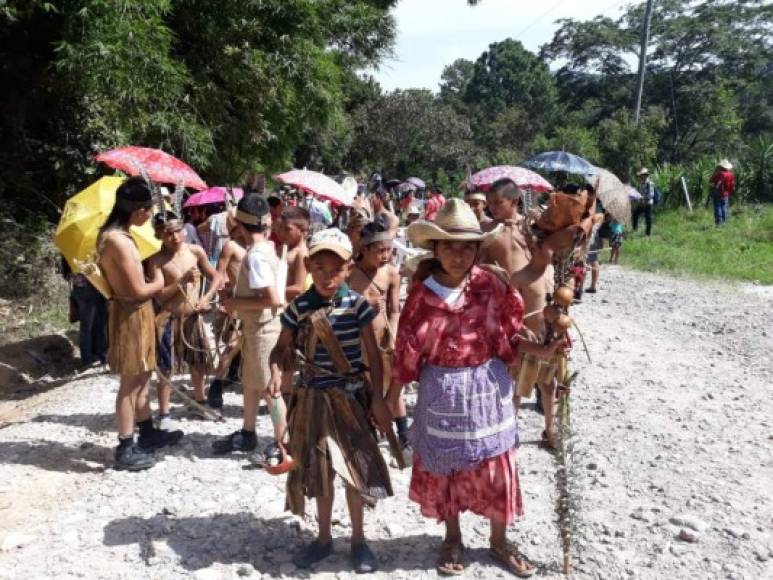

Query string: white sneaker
156 414 174 431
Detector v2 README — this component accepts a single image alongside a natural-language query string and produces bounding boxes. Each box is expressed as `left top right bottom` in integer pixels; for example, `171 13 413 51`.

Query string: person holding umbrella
98 177 184 471
633 168 655 236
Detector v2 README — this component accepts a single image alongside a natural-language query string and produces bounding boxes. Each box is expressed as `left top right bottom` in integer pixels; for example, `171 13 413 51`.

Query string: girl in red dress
387 199 565 577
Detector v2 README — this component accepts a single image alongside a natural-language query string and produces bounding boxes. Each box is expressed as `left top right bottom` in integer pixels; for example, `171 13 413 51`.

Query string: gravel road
1 266 771 580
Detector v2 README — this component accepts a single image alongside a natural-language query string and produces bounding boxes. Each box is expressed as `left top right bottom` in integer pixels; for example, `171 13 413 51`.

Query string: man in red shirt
424 184 446 222
710 159 735 226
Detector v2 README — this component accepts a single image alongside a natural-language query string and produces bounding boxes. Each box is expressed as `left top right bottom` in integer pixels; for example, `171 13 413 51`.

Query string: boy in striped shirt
268 228 393 574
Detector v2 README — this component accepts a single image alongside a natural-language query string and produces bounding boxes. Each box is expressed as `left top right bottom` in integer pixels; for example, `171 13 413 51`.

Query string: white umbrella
275 169 354 206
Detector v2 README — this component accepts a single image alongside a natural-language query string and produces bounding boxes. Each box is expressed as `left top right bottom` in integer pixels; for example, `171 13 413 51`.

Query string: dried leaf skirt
286 385 393 516
156 311 212 374
107 299 156 376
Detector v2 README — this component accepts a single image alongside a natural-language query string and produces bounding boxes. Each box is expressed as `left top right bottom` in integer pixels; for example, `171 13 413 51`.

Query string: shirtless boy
479 178 569 447
148 212 222 424
371 188 399 238
464 191 491 224
347 216 408 447
97 177 182 471
277 206 310 302
207 213 246 408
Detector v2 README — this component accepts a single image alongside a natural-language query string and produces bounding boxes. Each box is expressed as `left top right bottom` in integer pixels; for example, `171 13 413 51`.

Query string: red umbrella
470 165 552 193
275 169 353 207
96 146 208 191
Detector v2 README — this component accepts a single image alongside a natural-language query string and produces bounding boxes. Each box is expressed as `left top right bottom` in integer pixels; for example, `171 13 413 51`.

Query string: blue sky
372 0 631 91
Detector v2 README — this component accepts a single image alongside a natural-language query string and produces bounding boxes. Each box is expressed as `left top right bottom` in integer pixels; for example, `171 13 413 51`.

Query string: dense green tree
596 108 665 179
541 0 772 164
465 39 558 127
347 89 476 179
0 0 397 217
439 58 475 112
532 126 602 166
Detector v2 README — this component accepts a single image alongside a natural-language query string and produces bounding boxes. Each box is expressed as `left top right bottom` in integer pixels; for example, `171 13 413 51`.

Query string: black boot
137 418 184 451
206 379 224 409
212 429 257 455
114 438 155 471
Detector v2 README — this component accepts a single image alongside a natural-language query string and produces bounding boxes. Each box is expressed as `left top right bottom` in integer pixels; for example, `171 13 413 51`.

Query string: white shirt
423 275 465 305
247 252 275 289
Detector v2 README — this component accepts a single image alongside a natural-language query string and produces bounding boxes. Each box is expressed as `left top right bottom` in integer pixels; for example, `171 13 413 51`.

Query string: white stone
0 533 36 552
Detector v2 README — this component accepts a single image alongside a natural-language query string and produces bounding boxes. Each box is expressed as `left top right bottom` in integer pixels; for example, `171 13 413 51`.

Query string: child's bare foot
437 540 465 576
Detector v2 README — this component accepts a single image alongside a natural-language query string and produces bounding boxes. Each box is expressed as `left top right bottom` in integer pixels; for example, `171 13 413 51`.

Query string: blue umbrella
523 151 598 176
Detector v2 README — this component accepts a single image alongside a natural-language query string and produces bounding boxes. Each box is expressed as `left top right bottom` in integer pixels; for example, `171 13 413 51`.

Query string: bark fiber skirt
107 299 156 376
286 386 393 516
172 313 212 373
409 447 523 525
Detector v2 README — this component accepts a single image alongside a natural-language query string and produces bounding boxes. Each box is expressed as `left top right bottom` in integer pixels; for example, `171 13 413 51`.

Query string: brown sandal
437 540 465 576
489 541 536 578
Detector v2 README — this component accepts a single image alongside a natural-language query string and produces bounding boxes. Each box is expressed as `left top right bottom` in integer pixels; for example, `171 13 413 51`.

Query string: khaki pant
239 317 281 393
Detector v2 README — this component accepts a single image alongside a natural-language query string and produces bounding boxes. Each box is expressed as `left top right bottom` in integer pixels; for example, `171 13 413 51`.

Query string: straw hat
407 198 503 250
718 159 733 170
637 167 650 176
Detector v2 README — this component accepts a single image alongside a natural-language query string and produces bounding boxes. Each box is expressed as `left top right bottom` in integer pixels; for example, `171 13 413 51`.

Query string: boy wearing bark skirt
268 228 393 574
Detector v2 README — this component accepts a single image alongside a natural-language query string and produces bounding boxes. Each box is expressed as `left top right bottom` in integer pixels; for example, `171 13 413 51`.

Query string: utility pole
634 0 655 124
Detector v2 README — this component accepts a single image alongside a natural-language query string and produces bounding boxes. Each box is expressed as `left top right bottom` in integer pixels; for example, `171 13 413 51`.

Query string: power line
516 0 571 38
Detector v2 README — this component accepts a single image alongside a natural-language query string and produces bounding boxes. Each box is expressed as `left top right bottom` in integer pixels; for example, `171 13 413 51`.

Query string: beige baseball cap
308 228 353 260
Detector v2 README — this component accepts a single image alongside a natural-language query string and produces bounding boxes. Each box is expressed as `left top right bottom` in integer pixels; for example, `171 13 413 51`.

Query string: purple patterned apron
410 357 518 475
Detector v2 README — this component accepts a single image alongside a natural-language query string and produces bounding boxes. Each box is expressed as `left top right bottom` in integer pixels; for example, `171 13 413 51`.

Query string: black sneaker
211 429 257 455
206 380 224 409
114 443 156 471
137 427 184 451
293 541 333 569
351 543 378 574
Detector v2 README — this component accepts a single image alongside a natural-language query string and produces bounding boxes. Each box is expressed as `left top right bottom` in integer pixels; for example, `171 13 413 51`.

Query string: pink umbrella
470 165 552 193
184 187 243 208
275 169 353 207
96 146 208 191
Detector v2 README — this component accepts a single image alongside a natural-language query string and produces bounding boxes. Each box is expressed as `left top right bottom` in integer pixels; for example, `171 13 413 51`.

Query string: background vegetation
0 0 771 308
622 205 773 284
2 0 770 220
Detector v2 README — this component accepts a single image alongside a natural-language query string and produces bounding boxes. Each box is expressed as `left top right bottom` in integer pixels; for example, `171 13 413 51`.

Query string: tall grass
651 135 773 209
622 204 773 284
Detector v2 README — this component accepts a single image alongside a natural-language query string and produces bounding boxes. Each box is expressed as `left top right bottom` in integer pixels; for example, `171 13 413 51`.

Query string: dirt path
1 266 771 580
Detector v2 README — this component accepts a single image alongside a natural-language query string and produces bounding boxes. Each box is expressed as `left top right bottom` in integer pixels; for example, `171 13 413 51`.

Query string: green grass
620 204 773 284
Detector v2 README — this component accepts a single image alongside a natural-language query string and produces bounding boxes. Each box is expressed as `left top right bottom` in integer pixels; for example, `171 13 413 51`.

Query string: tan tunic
235 241 281 391
98 229 156 376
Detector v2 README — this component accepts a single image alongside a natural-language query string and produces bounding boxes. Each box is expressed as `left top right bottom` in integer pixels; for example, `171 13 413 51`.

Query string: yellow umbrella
54 176 161 296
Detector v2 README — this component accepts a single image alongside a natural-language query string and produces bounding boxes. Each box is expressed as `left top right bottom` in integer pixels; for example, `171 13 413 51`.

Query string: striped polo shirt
280 283 374 388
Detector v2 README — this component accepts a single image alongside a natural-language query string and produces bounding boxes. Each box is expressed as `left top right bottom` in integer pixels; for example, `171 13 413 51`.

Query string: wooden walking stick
156 366 224 422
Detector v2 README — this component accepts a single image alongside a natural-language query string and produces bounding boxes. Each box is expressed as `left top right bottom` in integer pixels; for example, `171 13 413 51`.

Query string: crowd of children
95 173 618 577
